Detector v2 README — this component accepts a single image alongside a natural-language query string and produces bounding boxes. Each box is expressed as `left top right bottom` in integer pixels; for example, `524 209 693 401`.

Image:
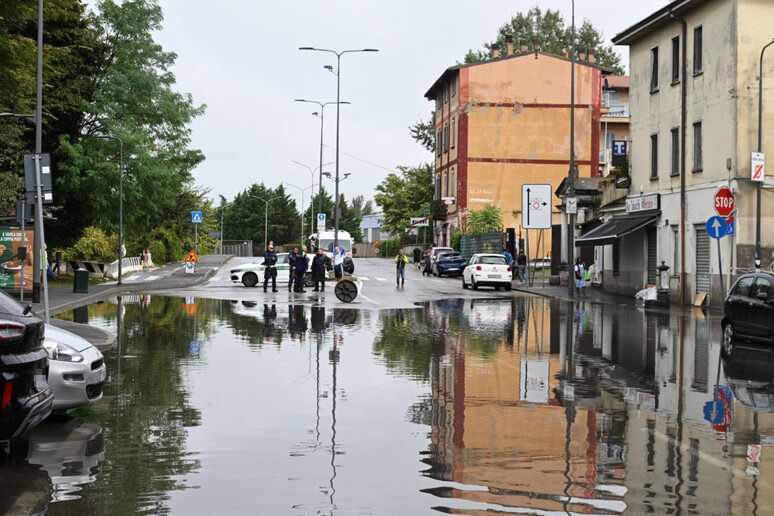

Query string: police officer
263 243 279 293
293 245 309 293
287 247 298 292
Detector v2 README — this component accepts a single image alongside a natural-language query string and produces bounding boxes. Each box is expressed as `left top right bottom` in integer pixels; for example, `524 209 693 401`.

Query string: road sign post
191 211 202 254
707 216 728 297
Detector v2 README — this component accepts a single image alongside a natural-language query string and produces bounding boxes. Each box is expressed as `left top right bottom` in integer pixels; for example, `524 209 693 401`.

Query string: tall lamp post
259 196 282 252
291 160 332 235
286 182 318 243
567 0 577 297
95 135 124 285
756 39 774 268
299 46 378 248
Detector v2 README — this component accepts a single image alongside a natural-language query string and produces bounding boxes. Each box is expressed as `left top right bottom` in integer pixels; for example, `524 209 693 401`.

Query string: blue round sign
706 216 728 239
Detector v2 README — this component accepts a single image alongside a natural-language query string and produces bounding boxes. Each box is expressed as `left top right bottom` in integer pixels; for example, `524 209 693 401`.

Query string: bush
380 237 402 258
451 229 462 251
70 227 117 263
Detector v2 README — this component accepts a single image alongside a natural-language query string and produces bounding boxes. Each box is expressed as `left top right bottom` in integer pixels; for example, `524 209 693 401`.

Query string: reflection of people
263 304 277 342
311 306 326 334
288 304 308 338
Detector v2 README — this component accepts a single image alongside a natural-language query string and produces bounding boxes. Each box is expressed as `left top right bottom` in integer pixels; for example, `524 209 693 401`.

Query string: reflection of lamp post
755 39 774 268
95 134 124 285
258 196 282 251
299 46 379 248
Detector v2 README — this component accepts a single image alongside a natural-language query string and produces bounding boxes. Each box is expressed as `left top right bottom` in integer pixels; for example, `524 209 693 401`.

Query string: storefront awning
575 214 658 247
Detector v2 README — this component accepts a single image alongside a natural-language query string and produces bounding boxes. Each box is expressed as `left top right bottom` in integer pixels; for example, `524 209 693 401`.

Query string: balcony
602 103 630 118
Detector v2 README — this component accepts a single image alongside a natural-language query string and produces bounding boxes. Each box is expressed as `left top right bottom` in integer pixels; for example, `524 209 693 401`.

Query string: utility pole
567 0 576 297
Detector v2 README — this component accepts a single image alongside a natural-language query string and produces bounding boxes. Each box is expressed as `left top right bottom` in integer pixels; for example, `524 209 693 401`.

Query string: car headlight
230 269 242 274
43 340 84 362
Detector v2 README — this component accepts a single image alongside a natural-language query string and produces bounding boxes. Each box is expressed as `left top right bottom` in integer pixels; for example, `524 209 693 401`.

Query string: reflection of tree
55 296 202 514
373 308 442 381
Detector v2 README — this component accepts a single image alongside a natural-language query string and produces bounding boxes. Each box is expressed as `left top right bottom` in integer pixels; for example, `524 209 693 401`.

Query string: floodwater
2 294 773 515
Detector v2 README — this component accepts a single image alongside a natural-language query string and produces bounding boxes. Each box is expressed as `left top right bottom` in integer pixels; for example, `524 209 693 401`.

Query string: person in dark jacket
412 247 422 269
293 246 309 293
287 247 298 292
423 248 432 276
263 243 279 292
311 248 330 291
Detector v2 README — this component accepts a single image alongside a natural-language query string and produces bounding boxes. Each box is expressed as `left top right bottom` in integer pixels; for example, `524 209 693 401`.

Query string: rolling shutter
695 225 710 293
647 227 658 285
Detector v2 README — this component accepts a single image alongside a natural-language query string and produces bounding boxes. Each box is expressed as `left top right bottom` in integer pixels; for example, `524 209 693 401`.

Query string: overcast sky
142 0 669 211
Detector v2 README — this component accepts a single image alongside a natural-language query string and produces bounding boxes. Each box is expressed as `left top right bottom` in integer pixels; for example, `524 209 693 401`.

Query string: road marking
375 277 388 282
145 275 159 281
124 275 140 282
357 292 380 305
359 277 370 281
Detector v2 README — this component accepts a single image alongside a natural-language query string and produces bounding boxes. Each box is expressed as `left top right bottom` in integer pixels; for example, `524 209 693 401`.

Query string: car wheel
471 278 478 290
495 285 501 291
722 323 735 358
242 272 258 287
462 276 468 289
505 283 512 291
304 272 314 287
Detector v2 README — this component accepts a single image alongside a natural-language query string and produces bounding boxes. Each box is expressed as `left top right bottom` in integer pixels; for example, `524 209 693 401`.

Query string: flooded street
3 294 773 514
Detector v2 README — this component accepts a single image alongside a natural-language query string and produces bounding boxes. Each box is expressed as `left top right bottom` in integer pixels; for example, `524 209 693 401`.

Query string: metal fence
218 240 253 257
460 232 503 261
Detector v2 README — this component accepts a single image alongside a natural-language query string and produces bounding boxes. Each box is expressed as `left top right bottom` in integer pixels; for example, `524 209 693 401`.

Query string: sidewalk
512 280 638 306
27 254 232 348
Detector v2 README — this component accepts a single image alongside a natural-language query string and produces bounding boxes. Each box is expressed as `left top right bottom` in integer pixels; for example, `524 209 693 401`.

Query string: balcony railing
602 103 630 118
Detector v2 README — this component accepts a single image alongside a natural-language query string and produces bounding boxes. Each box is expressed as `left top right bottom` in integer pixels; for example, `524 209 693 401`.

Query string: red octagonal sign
714 187 735 218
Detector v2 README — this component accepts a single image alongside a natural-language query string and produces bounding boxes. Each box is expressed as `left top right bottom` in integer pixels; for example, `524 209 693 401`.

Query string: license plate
97 367 107 382
488 274 501 279
448 268 459 271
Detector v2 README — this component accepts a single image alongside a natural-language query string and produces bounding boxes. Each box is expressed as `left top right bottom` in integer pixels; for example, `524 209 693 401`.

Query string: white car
43 325 107 413
462 254 513 291
230 253 292 287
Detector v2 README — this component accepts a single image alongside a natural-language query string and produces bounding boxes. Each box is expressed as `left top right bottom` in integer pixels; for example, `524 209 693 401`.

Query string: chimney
587 49 596 63
520 39 528 53
506 35 514 56
492 48 500 59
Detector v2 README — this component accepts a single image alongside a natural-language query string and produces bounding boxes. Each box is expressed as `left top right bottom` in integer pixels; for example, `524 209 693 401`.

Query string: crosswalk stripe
376 277 388 282
359 277 370 281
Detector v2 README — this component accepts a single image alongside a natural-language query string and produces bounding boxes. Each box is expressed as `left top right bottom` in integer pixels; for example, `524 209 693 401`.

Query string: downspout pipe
671 11 688 306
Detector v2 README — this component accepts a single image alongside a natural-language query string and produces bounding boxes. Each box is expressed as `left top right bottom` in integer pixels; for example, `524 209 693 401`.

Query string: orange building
425 43 610 248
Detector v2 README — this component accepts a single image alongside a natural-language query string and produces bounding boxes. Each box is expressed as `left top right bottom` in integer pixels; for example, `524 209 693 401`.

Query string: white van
310 230 355 274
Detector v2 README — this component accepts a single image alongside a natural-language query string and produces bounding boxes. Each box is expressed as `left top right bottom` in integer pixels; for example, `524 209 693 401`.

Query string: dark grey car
722 271 774 356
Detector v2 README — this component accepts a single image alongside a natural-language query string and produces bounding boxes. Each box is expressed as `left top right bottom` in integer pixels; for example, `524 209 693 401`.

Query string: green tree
374 163 433 239
351 194 374 218
303 187 363 242
465 204 503 235
408 113 436 154
225 183 300 250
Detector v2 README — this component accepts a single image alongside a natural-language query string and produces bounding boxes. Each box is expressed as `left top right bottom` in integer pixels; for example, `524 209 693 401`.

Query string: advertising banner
0 227 34 293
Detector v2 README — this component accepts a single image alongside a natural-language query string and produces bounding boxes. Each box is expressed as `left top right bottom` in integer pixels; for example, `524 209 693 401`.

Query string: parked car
429 246 454 276
434 251 466 277
722 271 774 357
231 253 291 287
43 325 106 413
461 254 512 291
0 292 54 441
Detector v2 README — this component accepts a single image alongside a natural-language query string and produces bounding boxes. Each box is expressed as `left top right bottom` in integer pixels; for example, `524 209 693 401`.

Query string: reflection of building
424 41 608 248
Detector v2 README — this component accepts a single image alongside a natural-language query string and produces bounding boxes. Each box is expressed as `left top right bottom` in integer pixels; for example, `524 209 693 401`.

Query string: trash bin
73 269 89 293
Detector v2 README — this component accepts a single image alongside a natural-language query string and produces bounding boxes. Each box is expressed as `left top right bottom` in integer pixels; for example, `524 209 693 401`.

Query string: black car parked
722 271 774 357
0 292 53 441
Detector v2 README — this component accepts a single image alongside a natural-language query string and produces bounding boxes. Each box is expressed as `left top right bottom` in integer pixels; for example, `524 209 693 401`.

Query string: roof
612 0 706 46
425 51 613 99
555 177 601 197
604 75 629 89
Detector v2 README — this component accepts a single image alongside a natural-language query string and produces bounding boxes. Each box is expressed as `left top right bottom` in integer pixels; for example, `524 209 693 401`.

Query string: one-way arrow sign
706 216 728 239
522 184 552 229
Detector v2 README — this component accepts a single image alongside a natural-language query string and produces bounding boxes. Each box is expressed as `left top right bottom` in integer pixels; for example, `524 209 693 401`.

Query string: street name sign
191 211 203 223
521 184 552 229
713 187 734 217
410 217 429 227
706 216 728 239
751 152 765 182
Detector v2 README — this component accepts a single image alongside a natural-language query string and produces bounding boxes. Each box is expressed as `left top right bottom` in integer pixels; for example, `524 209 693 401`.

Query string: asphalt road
154 257 528 309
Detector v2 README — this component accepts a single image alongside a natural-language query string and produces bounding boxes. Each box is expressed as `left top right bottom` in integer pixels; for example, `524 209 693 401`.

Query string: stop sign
714 187 735 217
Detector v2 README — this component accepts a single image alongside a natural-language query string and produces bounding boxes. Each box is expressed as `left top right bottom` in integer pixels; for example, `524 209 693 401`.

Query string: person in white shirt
574 257 587 297
333 246 345 282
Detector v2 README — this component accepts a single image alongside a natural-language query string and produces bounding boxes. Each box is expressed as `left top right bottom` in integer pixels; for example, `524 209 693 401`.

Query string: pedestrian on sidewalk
263 243 279 293
574 257 587 297
517 250 527 284
293 246 309 293
422 248 432 276
333 246 345 282
412 247 422 270
311 248 330 292
287 247 298 292
395 249 409 288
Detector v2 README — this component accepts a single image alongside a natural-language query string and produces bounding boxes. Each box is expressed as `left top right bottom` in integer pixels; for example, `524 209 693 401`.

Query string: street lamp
95 134 124 285
286 182 318 243
756 39 774 268
291 159 332 234
258 196 282 252
299 46 378 247
294 99 349 217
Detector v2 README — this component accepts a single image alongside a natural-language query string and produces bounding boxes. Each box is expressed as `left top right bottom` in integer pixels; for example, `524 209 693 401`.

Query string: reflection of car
0 291 54 441
230 253 291 287
429 246 454 275
43 325 106 413
723 349 774 413
721 271 774 356
461 254 512 291
434 252 465 277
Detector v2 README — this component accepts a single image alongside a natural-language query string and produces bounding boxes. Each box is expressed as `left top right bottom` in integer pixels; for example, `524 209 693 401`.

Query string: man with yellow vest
395 249 409 289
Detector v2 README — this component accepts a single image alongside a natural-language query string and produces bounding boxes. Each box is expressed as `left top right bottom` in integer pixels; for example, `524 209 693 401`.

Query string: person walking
422 248 432 276
263 243 279 293
333 246 345 282
293 246 309 293
574 257 587 297
517 250 527 284
287 247 298 292
311 247 330 292
412 247 422 270
395 248 409 288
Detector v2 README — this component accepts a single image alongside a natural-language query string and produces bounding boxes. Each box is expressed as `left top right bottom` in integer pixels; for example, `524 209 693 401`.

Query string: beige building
580 0 774 306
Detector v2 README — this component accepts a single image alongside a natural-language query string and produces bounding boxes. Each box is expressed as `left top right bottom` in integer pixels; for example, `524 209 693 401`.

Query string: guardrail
105 257 143 279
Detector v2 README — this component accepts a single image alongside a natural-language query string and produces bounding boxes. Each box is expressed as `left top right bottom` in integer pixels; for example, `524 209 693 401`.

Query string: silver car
43 325 107 413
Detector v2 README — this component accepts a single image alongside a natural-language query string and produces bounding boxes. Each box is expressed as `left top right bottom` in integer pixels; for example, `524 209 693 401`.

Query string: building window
650 134 658 179
672 225 679 274
436 129 442 156
671 127 680 176
693 25 703 75
671 36 680 84
692 122 703 171
650 46 659 92
451 118 455 148
451 75 457 97
605 132 616 151
444 83 448 103
441 172 447 198
450 168 456 198
443 124 449 152
613 242 620 275
603 89 619 108
436 94 442 109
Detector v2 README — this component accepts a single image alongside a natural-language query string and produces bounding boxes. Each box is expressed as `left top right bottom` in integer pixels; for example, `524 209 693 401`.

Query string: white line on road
359 277 370 281
375 277 388 282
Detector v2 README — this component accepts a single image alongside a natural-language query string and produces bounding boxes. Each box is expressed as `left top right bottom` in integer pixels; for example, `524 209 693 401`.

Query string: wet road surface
2 294 773 514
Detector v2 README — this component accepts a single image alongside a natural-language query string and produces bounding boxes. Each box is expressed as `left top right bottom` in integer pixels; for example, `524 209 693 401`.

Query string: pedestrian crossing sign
191 211 203 223
184 250 199 263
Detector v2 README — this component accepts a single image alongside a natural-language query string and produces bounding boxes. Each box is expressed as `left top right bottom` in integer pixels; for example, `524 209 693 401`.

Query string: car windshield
320 240 351 252
480 256 507 265
439 253 462 260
